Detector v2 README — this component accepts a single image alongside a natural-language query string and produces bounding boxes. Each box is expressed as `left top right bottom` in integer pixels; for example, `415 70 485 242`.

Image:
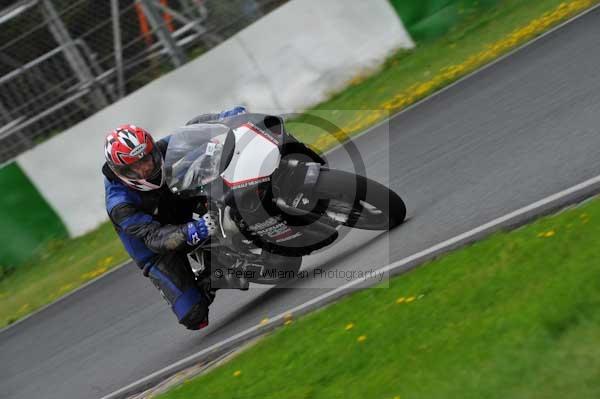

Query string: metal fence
0 0 288 164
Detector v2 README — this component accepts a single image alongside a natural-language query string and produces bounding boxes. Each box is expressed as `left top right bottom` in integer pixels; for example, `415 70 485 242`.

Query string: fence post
137 0 187 68
0 99 11 126
110 0 126 99
41 0 109 108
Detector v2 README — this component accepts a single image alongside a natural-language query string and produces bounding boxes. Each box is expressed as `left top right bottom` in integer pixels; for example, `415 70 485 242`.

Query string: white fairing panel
221 123 281 188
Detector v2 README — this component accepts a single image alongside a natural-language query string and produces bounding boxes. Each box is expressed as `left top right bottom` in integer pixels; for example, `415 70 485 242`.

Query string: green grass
158 198 600 399
2 0 597 327
0 221 128 327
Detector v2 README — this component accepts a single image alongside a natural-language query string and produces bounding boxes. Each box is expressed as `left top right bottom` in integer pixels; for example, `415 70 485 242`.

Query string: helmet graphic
104 124 164 191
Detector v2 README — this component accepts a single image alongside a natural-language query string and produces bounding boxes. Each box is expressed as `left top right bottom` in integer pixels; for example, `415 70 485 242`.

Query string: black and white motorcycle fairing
164 113 406 285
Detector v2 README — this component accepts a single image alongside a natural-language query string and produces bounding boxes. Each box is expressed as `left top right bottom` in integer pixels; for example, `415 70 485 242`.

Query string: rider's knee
145 259 210 330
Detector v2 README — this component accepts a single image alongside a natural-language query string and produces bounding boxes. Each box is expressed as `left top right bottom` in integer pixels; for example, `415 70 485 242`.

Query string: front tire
312 169 406 230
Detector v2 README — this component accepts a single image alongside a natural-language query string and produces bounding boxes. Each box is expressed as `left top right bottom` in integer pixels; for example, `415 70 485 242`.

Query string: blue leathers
103 108 246 330
103 145 211 329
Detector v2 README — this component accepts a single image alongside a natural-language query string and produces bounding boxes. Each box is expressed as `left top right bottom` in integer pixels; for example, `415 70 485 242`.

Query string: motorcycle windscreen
164 124 230 195
221 123 281 188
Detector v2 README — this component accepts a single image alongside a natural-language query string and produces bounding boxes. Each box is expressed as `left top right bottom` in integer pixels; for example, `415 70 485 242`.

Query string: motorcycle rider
102 106 247 330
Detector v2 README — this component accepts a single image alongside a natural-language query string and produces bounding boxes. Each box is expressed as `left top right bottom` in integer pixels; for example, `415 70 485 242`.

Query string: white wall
17 0 413 237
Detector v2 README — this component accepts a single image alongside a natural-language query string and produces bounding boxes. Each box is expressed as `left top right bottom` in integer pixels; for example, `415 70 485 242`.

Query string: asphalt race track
2 8 600 399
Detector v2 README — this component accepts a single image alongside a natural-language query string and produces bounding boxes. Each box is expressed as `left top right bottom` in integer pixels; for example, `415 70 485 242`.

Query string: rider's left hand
218 106 247 120
186 213 219 245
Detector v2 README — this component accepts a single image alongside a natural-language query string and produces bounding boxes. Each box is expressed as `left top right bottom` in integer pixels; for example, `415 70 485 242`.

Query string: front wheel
312 169 406 230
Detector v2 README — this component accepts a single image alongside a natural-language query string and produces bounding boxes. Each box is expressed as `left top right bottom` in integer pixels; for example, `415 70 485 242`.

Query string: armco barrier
17 0 413 237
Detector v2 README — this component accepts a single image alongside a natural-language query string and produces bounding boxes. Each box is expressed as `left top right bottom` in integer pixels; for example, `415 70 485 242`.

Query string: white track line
101 173 600 399
0 259 130 334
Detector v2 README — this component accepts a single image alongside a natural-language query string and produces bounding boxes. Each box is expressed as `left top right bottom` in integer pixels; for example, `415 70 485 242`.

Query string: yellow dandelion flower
357 335 367 343
414 82 433 96
538 230 555 238
100 256 114 267
233 370 242 377
81 267 109 280
345 323 354 331
58 283 74 294
406 296 416 303
396 297 406 304
284 320 293 326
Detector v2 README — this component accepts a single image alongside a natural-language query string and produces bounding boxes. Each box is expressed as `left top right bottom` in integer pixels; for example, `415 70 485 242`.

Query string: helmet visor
113 147 163 181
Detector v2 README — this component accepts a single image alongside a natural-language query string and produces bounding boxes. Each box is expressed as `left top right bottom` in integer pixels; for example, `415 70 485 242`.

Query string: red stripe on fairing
223 175 270 188
272 228 294 239
242 123 278 145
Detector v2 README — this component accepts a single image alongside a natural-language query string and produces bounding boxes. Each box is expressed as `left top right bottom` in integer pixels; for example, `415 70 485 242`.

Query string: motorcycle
164 113 406 286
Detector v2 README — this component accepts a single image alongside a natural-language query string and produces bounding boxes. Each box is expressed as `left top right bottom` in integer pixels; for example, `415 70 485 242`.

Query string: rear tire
313 169 406 230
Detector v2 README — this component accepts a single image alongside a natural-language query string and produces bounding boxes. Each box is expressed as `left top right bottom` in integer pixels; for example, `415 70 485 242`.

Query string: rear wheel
313 169 406 230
